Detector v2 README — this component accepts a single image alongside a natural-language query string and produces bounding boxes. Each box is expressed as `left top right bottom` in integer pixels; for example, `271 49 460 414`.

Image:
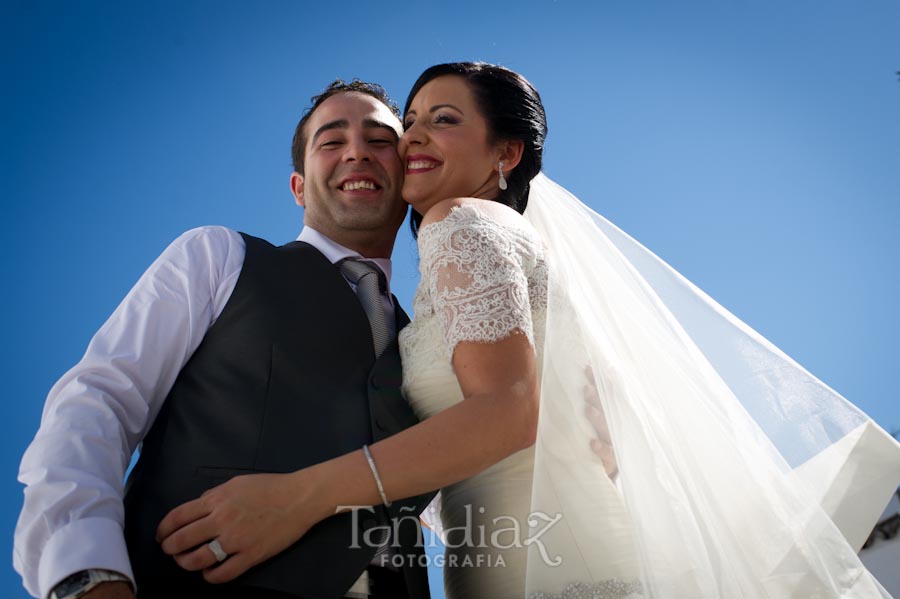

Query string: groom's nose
343 135 372 162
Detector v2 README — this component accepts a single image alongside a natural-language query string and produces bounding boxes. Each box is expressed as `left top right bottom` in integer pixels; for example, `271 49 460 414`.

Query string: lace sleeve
418 205 540 357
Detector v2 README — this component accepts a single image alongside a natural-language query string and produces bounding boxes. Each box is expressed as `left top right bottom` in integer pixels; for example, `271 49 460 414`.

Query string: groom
15 81 434 599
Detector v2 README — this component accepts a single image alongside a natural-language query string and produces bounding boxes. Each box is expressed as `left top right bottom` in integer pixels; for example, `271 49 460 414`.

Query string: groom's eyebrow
311 119 349 144
364 118 400 140
312 119 399 143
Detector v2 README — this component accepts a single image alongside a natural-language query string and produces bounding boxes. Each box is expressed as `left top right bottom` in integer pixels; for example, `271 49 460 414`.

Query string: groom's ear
290 172 306 207
498 139 525 172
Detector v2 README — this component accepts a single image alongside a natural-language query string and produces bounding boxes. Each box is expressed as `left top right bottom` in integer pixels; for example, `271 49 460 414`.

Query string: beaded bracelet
362 444 392 508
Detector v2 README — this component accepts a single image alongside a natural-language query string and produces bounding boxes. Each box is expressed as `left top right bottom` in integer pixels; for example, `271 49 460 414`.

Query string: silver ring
207 538 227 562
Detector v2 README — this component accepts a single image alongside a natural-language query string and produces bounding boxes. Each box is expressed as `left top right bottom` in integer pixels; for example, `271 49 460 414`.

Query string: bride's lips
405 153 441 175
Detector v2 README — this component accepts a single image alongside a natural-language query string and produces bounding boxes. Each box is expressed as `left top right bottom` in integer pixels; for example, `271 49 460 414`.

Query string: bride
158 62 900 598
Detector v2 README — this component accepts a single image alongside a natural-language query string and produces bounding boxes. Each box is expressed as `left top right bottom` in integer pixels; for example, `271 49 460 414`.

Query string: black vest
123 234 434 598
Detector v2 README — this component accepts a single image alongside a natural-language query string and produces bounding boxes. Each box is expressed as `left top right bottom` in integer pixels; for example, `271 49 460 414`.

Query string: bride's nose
399 121 424 150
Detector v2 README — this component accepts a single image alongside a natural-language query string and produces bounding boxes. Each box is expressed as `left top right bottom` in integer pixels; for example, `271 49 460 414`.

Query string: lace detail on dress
415 204 548 357
528 580 644 599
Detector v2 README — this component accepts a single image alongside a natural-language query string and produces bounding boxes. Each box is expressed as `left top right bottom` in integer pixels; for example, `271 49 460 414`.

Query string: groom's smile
338 173 382 194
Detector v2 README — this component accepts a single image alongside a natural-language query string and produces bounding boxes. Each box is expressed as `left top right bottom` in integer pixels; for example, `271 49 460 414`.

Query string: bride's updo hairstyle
405 62 547 237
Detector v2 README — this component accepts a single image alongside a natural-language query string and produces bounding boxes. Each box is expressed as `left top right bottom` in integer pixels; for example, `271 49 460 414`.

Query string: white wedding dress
400 203 549 598
399 176 900 599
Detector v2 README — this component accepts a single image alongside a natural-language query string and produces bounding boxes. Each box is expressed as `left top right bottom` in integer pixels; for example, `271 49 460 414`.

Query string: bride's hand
156 470 327 583
583 366 619 479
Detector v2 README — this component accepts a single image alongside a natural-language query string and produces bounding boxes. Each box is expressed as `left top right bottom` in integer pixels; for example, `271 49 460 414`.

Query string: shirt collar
297 226 394 292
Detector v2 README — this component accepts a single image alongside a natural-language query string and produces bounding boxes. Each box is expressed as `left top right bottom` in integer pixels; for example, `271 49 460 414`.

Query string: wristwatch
50 569 131 599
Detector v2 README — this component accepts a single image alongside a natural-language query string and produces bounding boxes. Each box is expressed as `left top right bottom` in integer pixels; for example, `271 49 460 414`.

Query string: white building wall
861 535 900 596
860 492 900 596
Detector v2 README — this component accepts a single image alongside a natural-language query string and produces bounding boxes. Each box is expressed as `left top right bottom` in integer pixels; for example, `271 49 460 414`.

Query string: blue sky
3 1 899 596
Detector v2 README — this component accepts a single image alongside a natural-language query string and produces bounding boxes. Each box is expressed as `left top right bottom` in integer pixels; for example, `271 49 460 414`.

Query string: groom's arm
14 227 244 599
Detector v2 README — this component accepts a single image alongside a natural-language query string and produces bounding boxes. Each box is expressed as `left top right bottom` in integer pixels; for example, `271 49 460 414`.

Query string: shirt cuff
38 517 134 599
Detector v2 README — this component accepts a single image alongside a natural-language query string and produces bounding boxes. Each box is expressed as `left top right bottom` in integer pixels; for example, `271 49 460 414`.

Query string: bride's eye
434 114 457 125
403 117 415 130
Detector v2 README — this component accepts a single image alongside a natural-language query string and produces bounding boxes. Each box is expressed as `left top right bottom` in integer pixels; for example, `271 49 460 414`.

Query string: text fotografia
377 552 508 569
338 504 564 567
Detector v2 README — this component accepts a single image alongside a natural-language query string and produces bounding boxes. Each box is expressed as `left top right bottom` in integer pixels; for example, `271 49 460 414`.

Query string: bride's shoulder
420 197 530 233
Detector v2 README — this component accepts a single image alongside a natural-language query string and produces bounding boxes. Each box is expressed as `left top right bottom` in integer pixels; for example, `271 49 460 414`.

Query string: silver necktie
339 259 397 572
338 259 392 357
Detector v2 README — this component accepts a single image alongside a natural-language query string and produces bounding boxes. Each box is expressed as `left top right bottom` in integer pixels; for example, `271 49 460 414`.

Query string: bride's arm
325 330 540 505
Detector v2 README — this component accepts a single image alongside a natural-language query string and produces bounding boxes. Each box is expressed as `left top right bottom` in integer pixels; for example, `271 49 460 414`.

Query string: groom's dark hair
291 79 400 175
404 62 547 237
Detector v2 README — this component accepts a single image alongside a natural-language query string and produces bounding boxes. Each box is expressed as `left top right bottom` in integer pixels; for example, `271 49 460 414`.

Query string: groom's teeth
342 180 376 191
409 160 437 170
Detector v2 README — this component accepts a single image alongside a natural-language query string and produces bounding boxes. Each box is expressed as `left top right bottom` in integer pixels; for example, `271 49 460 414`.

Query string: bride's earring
498 160 508 191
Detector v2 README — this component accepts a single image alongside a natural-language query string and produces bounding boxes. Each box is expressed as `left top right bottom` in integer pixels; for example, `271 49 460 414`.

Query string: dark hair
291 79 400 175
404 62 547 236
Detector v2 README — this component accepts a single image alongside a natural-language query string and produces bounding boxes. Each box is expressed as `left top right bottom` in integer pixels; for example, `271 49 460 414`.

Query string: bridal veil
522 173 900 598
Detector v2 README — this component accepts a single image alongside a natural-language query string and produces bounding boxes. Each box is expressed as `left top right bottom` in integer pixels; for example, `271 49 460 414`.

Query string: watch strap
50 569 131 599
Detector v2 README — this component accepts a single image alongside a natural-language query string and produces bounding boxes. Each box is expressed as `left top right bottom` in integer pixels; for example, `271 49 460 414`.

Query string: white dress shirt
14 225 395 599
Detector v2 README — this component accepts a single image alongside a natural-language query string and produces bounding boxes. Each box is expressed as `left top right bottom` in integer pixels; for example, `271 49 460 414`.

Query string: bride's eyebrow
404 103 464 120
429 103 463 115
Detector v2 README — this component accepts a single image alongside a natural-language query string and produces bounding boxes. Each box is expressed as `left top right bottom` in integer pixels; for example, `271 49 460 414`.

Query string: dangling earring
498 160 508 191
